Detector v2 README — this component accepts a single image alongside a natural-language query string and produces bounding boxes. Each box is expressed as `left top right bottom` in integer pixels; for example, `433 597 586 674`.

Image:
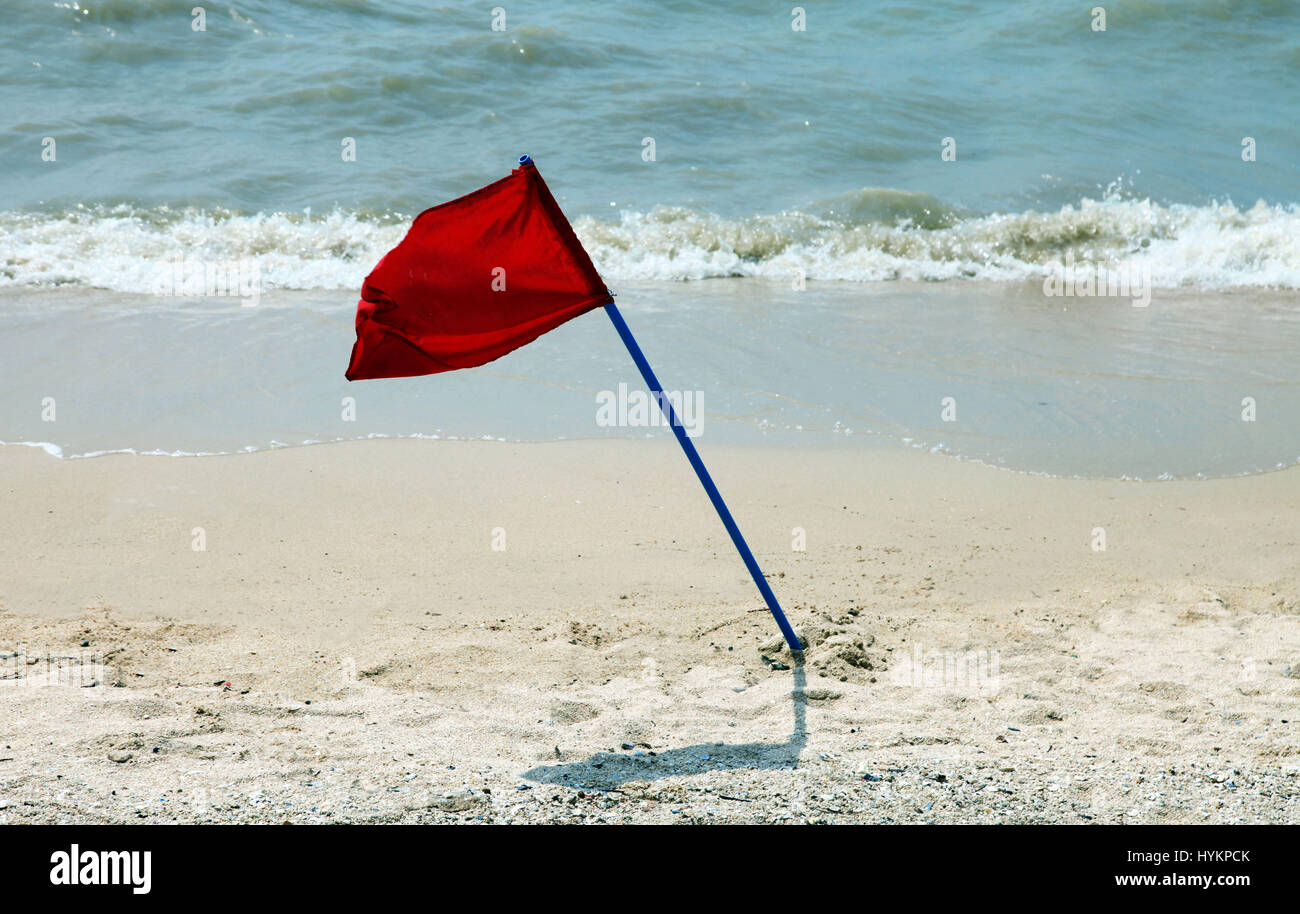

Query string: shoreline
3 280 1298 479
4 434 1300 485
1 439 1296 823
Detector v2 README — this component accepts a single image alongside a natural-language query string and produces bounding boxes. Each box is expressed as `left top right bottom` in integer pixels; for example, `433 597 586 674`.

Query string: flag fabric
345 159 610 381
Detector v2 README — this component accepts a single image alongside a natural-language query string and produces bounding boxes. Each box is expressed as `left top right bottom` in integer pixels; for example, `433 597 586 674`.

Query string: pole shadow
521 655 807 791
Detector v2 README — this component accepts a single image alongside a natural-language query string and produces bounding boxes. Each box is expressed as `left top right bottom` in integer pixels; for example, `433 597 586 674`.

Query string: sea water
2 0 1297 477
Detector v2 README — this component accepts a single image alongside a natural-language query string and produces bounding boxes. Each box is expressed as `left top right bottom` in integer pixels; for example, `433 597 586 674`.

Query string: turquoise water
1 0 1298 477
3 0 1299 286
3 0 1298 214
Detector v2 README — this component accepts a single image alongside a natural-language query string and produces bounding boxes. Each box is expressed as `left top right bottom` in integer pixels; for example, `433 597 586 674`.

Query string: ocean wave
3 194 1299 292
576 195 1300 287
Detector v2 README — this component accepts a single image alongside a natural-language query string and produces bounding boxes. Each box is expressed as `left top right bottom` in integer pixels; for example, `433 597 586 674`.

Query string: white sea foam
576 196 1300 288
0 440 64 458
0 206 405 293
3 196 1298 292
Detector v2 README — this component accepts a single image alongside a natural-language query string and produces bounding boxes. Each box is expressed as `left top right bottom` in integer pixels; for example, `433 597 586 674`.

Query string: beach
3 0 1299 830
2 439 1296 824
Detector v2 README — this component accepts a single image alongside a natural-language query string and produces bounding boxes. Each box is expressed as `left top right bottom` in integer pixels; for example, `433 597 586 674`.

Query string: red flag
345 159 610 380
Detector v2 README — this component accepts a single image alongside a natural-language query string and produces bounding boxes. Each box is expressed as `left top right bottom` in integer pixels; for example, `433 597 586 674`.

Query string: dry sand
0 439 1297 824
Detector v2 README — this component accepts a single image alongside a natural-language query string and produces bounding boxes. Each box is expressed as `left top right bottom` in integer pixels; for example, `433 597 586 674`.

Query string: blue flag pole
603 301 803 653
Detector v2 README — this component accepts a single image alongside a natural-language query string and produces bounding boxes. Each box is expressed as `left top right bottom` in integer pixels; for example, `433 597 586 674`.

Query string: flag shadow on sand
522 657 808 791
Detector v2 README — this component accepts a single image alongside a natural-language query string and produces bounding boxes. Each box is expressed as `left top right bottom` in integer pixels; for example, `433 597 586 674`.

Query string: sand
0 439 1297 824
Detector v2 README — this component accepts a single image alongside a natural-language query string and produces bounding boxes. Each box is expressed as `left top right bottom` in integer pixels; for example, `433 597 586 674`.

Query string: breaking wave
3 192 1299 292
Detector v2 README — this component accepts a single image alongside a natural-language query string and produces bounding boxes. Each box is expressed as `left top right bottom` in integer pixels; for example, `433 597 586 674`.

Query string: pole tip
518 154 533 167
